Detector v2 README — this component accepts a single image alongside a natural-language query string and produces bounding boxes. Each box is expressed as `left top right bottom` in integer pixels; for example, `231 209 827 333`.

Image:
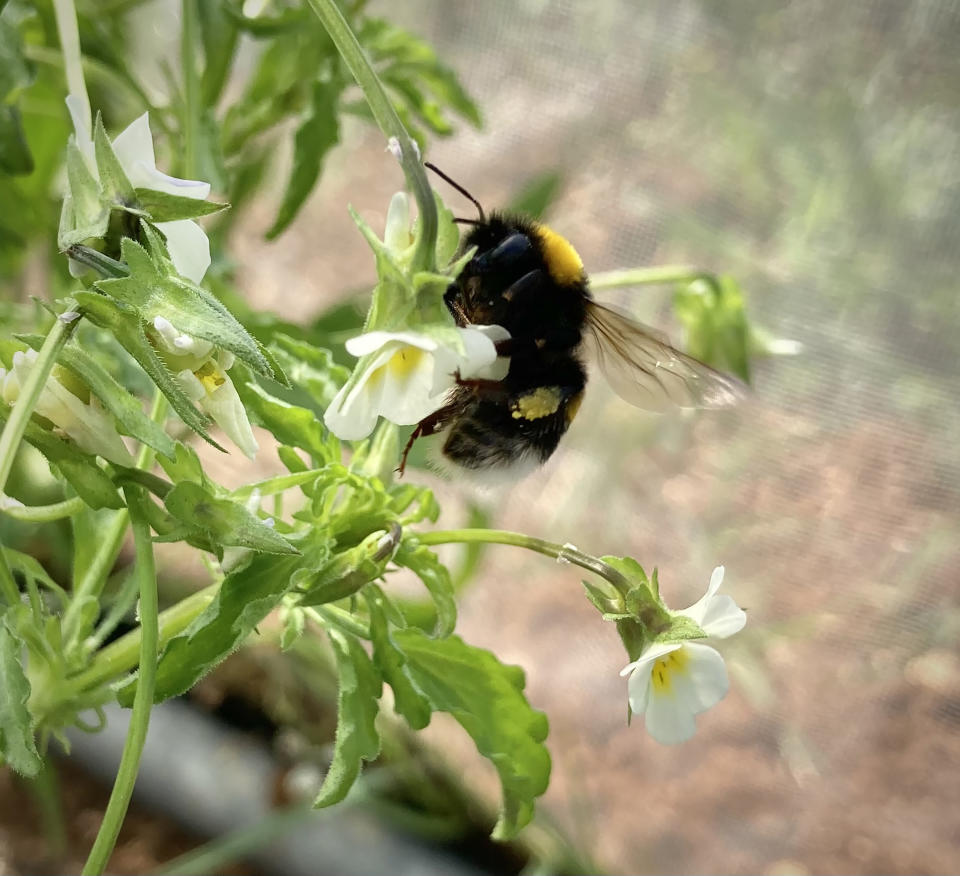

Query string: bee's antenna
425 162 486 223
453 217 482 226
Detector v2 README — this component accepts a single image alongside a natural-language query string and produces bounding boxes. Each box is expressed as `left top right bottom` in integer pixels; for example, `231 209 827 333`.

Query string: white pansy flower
66 95 211 283
0 349 133 466
152 317 258 459
620 566 746 745
324 325 510 441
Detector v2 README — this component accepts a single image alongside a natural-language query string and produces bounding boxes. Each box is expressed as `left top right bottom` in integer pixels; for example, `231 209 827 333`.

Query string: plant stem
67 583 217 696
589 266 711 291
305 0 437 273
81 488 159 876
417 529 632 596
0 316 75 498
62 392 167 653
0 545 17 608
180 0 201 179
0 495 86 522
52 0 90 131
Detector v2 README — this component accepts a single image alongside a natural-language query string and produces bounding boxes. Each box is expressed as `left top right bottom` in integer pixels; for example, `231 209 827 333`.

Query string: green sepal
312 629 382 808
93 114 136 205
59 139 108 248
133 188 229 222
163 481 298 555
297 530 388 607
657 613 707 644
392 629 550 839
0 612 42 777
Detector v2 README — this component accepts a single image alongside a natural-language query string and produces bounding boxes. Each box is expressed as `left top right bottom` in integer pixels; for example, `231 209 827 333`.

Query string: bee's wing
583 301 746 411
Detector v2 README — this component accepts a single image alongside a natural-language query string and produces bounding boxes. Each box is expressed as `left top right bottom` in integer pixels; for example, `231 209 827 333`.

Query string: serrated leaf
313 629 381 808
271 335 349 409
234 373 332 461
95 235 277 382
134 188 228 222
267 78 341 239
74 290 220 449
164 481 297 555
394 543 456 637
117 551 304 705
17 333 176 460
93 114 136 204
367 588 430 730
0 613 42 777
393 629 550 839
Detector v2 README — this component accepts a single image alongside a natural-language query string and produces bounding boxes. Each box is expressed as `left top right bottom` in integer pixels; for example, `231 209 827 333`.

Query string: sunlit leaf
0 612 41 777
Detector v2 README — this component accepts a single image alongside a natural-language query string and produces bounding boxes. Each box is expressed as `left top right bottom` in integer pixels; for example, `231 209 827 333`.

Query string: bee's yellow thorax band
532 223 584 285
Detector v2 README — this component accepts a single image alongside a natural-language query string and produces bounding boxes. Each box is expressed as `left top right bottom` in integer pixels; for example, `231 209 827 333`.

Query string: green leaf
297 532 388 607
0 104 32 176
74 291 220 449
270 335 349 410
394 543 456 637
367 588 430 730
134 188 228 222
198 0 239 107
673 276 751 382
234 373 333 461
313 629 381 808
93 114 136 205
17 333 176 460
95 234 278 382
393 629 550 839
507 171 563 220
0 18 33 102
267 78 341 239
164 481 298 554
117 551 305 705
156 441 207 486
0 612 42 777
59 140 108 247
71 506 122 590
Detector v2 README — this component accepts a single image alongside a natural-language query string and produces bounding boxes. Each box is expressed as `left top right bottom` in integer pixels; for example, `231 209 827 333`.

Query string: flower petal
110 112 157 177
198 371 259 459
679 642 730 713
644 686 698 745
155 220 211 284
131 162 211 200
697 594 747 639
345 331 440 357
625 663 652 716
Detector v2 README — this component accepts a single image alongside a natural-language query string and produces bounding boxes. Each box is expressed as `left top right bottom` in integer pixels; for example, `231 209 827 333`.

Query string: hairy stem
590 266 712 291
81 488 158 876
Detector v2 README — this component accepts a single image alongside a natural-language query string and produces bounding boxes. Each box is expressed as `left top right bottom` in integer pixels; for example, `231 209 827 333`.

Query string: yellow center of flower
194 361 226 394
650 647 690 694
387 346 426 379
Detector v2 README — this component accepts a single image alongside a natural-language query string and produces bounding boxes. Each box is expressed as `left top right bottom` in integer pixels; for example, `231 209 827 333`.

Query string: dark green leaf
393 629 550 839
507 171 563 220
313 629 381 808
0 105 31 175
134 188 228 222
17 333 176 460
198 0 239 106
0 18 33 101
164 481 298 554
117 551 304 705
266 78 341 239
0 612 41 777
271 335 349 409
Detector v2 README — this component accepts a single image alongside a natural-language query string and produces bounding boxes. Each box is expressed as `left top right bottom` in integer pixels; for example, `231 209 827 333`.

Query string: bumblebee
399 165 744 476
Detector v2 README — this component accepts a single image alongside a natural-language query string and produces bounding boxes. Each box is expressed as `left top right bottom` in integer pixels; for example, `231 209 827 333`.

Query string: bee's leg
398 403 458 477
452 370 511 402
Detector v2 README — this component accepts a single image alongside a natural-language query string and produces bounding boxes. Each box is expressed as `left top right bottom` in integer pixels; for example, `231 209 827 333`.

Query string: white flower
152 317 258 459
620 566 746 745
324 326 510 441
0 349 133 466
66 95 211 283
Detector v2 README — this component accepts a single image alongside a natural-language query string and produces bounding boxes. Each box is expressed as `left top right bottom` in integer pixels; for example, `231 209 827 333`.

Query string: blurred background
2 0 959 873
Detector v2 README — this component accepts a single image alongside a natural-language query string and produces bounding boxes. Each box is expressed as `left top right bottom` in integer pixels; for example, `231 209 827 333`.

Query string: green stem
62 392 167 653
29 759 68 859
417 529 632 596
81 488 159 876
305 0 436 273
0 545 16 608
67 583 217 696
52 0 90 131
305 604 370 640
589 266 711 291
0 495 86 522
180 0 201 179
0 316 75 498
